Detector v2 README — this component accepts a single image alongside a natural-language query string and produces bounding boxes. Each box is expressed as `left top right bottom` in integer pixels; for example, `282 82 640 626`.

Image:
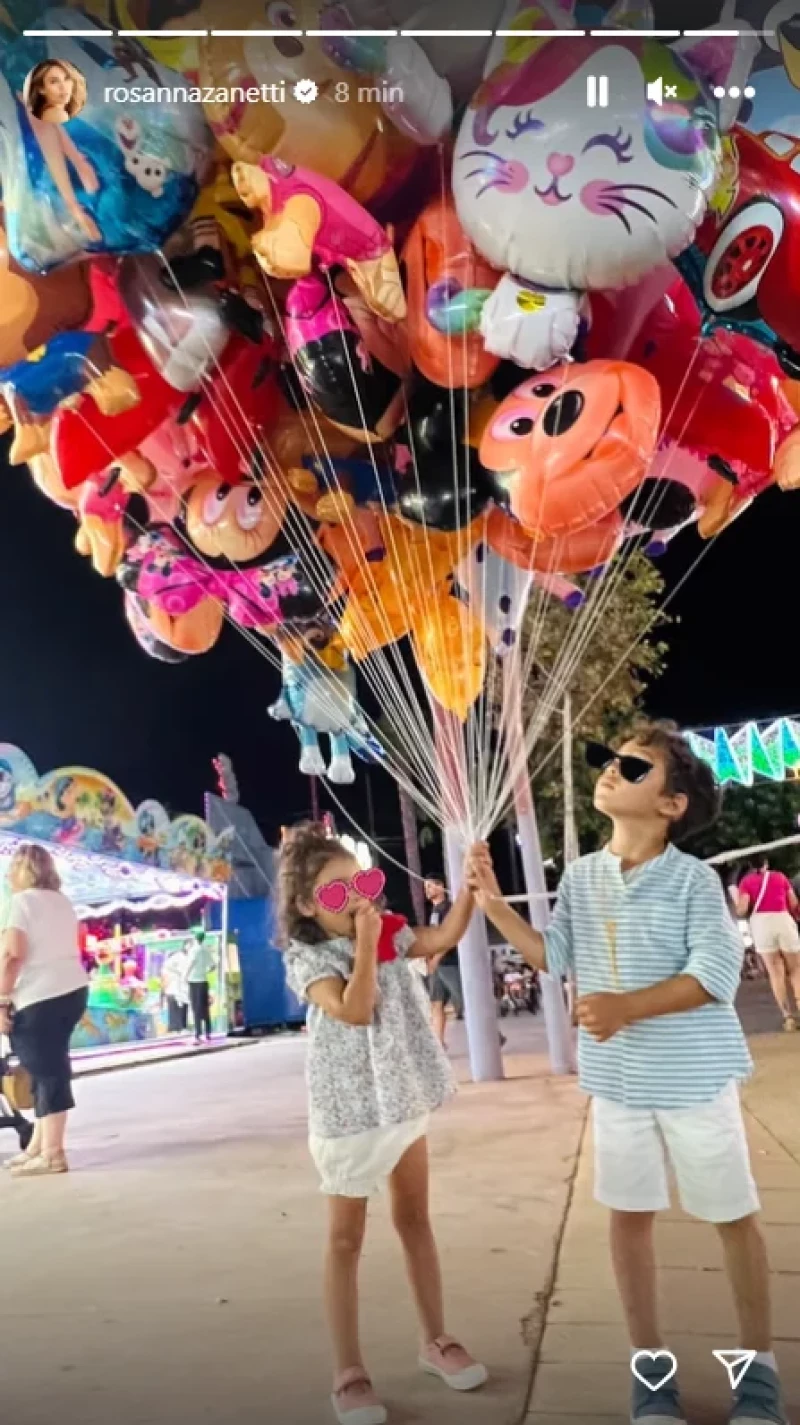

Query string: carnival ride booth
77 921 225 1051
0 744 231 1055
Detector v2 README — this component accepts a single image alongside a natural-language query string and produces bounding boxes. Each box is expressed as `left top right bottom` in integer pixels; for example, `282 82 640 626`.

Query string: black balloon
394 380 495 531
288 331 402 441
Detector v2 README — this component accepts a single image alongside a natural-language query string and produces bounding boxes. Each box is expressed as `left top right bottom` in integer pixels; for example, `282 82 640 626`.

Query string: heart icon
353 868 386 902
315 881 349 914
630 1351 678 1393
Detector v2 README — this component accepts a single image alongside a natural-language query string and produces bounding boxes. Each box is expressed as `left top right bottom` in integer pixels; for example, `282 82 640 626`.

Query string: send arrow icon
713 1351 757 1390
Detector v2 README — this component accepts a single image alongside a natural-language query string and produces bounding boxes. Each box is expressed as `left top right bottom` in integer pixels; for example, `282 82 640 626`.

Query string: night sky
1 434 797 853
0 444 412 854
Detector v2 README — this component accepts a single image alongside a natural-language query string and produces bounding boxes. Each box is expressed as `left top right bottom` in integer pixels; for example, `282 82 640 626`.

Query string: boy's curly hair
625 717 722 843
276 821 351 946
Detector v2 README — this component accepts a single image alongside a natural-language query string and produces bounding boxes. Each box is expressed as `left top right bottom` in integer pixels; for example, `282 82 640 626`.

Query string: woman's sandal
9 1152 68 1178
3 1149 36 1170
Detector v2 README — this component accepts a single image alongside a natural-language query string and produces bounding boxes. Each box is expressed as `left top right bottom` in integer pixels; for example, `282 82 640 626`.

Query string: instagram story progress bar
586 74 609 107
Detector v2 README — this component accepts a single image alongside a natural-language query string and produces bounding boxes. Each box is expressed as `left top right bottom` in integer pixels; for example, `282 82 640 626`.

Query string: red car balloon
684 126 800 377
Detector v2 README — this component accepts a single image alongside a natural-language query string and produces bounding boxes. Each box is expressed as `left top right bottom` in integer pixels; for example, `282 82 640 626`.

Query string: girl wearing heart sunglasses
278 822 487 1425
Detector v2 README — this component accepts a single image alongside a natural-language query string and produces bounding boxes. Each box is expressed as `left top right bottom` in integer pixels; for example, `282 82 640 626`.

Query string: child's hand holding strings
465 843 502 911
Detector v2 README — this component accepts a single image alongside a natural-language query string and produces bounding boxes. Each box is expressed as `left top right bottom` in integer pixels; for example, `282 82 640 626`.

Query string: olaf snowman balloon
452 0 758 369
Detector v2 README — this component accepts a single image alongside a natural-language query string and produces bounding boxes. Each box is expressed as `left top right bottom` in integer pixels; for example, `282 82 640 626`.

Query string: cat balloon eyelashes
314 869 386 914
452 0 756 369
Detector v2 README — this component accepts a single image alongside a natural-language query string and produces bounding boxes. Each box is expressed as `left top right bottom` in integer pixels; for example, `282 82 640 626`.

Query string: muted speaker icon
647 76 664 105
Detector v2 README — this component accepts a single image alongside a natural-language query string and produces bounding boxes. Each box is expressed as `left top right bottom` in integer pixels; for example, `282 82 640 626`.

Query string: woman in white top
0 844 88 1176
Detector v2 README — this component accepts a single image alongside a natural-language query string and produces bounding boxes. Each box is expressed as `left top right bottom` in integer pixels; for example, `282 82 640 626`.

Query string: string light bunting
685 718 800 787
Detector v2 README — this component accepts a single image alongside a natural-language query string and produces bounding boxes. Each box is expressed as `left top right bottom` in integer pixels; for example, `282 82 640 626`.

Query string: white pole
433 705 503 1083
563 689 580 866
503 661 576 1075
562 688 579 1025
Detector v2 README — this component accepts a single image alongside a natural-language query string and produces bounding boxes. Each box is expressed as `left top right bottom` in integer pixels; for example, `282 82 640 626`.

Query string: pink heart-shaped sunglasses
314 868 386 914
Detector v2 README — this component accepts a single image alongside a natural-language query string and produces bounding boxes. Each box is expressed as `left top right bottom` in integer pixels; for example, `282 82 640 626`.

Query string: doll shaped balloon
268 638 382 785
118 471 329 655
232 157 405 325
451 0 755 368
0 234 139 464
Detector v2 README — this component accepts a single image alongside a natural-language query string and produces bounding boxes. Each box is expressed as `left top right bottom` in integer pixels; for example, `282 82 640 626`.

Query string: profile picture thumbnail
23 58 87 126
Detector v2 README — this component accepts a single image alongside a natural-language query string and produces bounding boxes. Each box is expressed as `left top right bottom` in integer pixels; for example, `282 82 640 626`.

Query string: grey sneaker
631 1358 686 1423
729 1363 788 1424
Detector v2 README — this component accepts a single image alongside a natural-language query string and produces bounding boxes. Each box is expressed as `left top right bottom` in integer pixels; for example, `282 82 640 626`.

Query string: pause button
586 75 609 107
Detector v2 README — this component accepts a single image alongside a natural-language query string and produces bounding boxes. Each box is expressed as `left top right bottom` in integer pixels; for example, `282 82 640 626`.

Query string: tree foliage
522 554 670 859
691 777 800 874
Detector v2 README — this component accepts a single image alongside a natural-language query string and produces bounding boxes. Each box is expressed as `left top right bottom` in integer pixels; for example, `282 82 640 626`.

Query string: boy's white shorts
592 1082 760 1222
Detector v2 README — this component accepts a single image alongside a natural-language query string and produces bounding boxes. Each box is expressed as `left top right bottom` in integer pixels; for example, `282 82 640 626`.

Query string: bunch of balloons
5 0 800 787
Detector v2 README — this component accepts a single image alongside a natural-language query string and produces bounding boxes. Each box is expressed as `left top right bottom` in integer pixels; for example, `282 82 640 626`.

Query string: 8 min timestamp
334 80 405 104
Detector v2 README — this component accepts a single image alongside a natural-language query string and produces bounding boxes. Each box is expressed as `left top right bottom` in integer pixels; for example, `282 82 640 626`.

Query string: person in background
185 931 215 1045
161 942 189 1033
0 843 88 1176
734 859 800 1031
424 877 463 1047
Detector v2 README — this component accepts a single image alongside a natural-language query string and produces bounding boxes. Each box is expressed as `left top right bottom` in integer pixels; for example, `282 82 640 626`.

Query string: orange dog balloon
479 360 661 539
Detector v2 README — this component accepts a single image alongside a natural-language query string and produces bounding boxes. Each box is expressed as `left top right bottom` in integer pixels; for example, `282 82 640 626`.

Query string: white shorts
309 1114 429 1198
592 1082 759 1223
750 911 800 954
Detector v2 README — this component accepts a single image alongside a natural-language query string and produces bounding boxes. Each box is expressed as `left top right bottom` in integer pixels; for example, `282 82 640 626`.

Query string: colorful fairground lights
685 720 800 788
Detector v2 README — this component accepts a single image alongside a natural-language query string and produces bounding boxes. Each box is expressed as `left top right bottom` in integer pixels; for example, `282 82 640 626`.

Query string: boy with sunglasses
467 719 784 1425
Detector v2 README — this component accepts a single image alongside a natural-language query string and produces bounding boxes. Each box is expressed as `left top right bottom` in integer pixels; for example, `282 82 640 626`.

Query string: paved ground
3 986 798 1425
0 1010 584 1425
72 1032 249 1077
528 981 800 1425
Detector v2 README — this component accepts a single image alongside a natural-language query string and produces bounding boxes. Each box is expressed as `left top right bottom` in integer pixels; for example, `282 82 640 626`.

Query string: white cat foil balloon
452 1 756 367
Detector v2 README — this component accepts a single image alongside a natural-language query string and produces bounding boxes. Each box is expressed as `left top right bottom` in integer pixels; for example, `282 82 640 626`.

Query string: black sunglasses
584 741 655 785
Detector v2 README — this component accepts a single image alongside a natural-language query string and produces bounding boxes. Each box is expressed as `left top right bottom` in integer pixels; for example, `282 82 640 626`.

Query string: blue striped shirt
545 844 753 1108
